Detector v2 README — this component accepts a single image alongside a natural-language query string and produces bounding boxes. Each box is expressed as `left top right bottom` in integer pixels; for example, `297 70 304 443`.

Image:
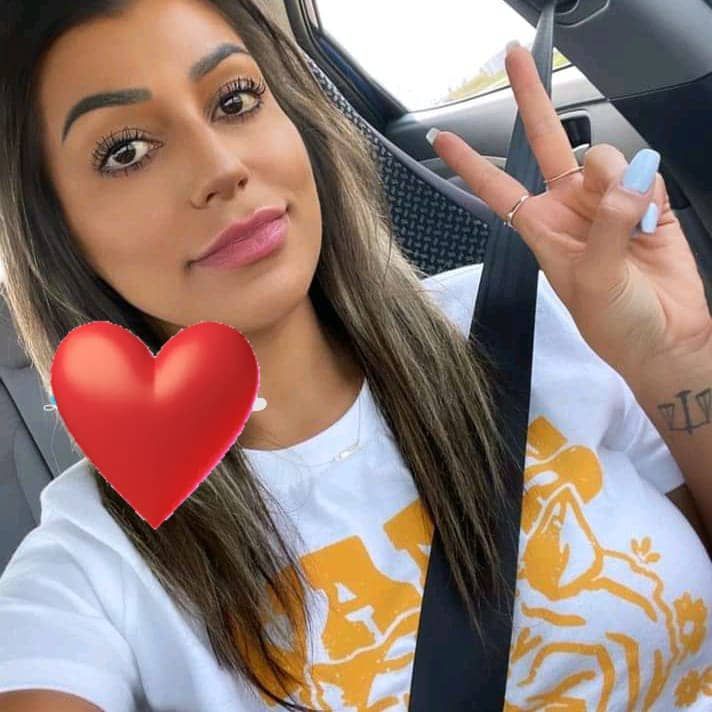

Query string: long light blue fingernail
622 149 660 194
640 202 659 234
426 127 440 146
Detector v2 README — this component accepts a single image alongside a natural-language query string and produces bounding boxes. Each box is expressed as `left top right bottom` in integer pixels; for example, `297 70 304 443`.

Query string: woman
0 0 710 709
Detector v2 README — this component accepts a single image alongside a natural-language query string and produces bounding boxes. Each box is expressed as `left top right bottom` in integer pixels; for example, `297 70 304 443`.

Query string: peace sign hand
428 43 712 391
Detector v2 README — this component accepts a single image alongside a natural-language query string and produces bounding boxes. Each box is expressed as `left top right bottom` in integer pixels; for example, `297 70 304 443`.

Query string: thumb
581 149 661 284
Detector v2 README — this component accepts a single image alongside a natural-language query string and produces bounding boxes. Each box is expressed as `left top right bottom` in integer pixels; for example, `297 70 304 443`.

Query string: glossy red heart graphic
50 321 260 529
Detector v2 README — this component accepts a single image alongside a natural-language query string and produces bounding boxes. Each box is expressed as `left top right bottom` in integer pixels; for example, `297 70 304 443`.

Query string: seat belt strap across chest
409 2 557 709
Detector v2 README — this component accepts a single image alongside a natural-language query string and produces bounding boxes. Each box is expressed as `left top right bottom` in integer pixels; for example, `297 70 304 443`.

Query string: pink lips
194 207 289 268
192 212 288 270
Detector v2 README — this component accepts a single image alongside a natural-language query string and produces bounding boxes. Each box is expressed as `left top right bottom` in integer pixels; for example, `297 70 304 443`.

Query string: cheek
252 113 322 246
281 123 322 233
65 182 175 278
258 111 316 194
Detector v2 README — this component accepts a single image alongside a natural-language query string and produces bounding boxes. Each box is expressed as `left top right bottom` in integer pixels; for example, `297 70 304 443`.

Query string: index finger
431 132 526 214
430 130 541 243
505 44 578 182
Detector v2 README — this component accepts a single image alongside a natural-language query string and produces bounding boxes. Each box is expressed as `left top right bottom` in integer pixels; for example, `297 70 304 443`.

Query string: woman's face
37 0 323 339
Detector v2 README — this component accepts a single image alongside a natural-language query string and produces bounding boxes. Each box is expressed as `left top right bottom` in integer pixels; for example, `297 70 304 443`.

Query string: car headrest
0 292 32 370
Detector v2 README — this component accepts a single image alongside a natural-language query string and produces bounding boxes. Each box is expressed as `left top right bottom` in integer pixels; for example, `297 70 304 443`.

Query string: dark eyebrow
61 42 251 143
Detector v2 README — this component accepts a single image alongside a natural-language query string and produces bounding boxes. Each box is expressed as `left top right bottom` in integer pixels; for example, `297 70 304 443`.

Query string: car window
314 0 571 111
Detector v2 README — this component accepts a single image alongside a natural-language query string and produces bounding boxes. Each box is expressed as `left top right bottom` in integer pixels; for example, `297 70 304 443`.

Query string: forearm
628 341 712 542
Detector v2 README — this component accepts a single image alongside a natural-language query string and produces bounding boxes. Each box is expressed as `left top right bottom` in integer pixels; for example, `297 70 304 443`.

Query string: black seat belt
409 2 557 710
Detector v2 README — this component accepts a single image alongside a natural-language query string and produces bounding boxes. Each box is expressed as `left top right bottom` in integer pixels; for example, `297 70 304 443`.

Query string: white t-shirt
1 263 710 712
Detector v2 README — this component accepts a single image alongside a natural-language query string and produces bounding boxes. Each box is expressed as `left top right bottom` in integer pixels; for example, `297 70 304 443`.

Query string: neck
236 296 364 451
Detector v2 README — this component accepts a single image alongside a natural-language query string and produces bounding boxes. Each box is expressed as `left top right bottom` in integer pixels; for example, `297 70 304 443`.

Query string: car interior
2 0 712 582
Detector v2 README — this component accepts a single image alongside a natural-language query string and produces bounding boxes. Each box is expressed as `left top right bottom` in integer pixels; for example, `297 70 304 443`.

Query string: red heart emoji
50 321 260 529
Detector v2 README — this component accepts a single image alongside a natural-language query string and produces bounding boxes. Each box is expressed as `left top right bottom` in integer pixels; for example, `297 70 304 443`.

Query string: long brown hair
0 0 513 708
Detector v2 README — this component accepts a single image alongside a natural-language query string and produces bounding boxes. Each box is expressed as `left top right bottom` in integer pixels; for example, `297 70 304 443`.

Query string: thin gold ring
544 165 584 188
505 193 531 230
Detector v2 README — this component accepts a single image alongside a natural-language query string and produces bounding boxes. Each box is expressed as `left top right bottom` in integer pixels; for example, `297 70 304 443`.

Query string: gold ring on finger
505 193 531 230
544 165 584 189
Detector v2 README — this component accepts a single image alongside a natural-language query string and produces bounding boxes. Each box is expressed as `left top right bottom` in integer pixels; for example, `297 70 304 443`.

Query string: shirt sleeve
0 526 142 712
618 378 686 495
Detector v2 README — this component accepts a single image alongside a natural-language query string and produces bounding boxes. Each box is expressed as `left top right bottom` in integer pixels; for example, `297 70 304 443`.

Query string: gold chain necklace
251 391 364 469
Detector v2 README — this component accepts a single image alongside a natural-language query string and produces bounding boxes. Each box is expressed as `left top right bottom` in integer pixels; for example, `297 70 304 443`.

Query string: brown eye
214 90 257 119
105 140 150 170
92 127 162 178
211 76 266 123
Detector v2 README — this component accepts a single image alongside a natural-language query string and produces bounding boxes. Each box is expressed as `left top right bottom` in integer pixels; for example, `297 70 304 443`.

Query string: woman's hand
428 43 712 390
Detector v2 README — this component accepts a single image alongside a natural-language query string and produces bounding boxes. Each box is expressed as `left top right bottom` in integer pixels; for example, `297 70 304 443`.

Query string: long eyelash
213 76 266 118
91 127 153 175
92 75 267 177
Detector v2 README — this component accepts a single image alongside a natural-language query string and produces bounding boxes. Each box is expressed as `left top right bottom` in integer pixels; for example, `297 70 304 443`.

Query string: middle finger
505 44 579 182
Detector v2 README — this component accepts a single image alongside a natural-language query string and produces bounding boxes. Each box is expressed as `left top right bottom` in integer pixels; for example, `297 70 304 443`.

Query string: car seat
0 49 496 574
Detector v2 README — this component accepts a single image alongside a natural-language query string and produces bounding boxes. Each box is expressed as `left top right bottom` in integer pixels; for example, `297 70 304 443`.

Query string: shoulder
39 457 101 520
37 458 117 545
0 459 106 574
30 458 144 575
419 263 484 336
419 262 578 341
419 263 639 439
0 461 132 666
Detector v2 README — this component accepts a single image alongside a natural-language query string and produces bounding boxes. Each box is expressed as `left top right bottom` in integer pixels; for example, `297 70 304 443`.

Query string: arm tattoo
657 386 712 435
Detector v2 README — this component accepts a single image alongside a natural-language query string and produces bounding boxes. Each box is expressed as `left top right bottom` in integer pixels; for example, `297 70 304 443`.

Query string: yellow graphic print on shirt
231 416 710 711
505 417 709 711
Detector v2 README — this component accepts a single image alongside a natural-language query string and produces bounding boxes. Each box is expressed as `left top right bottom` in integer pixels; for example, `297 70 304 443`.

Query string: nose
187 125 250 208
